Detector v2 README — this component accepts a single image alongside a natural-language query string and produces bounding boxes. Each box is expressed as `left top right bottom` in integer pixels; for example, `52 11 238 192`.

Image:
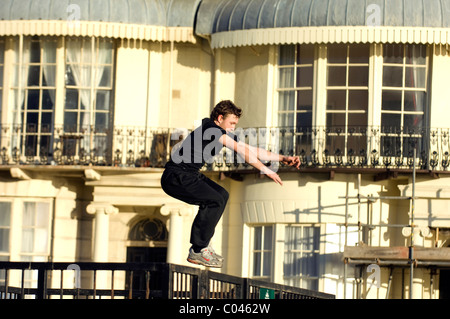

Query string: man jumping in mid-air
161 100 301 267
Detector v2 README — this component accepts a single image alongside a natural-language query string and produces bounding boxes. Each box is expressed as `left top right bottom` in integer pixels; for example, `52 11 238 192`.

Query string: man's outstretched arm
246 144 301 169
219 135 284 185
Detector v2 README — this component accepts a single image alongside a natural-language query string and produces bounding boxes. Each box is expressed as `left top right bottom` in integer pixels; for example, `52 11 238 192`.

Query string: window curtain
12 37 30 151
41 39 56 105
284 226 319 290
66 38 93 130
406 45 426 128
21 202 49 257
66 38 110 154
41 38 57 153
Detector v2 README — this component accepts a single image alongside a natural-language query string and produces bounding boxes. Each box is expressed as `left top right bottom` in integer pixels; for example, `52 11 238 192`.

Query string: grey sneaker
187 247 222 268
207 245 224 262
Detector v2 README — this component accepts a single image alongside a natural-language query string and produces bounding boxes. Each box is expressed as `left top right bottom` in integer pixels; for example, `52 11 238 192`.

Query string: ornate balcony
0 124 448 173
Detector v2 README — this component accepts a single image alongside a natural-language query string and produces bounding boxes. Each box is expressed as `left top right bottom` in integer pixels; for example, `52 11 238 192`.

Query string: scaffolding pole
409 148 416 300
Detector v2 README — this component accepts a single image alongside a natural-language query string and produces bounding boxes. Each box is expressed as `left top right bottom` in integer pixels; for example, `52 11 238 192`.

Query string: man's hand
266 172 283 186
281 156 301 169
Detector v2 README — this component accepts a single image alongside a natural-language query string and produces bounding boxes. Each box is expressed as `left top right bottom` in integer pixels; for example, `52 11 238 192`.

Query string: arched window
128 218 168 242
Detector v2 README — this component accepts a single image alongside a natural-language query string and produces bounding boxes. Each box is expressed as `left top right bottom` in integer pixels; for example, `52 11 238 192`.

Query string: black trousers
160 165 229 249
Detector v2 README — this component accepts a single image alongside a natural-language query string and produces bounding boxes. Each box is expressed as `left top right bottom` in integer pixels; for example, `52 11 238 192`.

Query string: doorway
126 247 167 294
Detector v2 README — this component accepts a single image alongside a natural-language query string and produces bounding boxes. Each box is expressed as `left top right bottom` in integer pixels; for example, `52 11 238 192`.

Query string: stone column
86 203 118 262
86 203 118 290
160 204 193 265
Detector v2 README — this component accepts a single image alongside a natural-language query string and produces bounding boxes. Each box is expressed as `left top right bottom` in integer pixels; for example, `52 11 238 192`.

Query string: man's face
215 114 239 132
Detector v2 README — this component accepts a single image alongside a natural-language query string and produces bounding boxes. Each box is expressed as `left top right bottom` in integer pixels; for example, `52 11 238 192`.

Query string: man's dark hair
210 100 242 121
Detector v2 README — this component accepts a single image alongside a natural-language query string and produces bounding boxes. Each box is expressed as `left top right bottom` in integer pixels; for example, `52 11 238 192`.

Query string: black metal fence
1 124 448 171
0 262 334 300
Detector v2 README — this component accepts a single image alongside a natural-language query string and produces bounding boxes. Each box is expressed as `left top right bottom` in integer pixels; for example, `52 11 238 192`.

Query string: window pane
348 66 368 87
297 113 312 130
97 66 112 87
383 66 403 87
404 91 426 112
381 113 401 129
297 90 312 111
327 113 346 127
264 226 272 250
278 112 294 127
35 229 48 253
0 229 9 252
79 90 91 110
23 203 35 226
95 113 109 129
278 91 295 111
65 89 79 109
297 66 313 87
327 66 346 86
0 41 4 63
405 45 426 65
298 45 314 65
41 112 53 131
253 252 261 276
279 67 294 88
0 66 3 87
26 89 40 110
263 252 271 276
27 65 41 86
382 91 402 111
42 90 55 110
348 113 368 127
36 203 49 228
42 40 57 63
65 65 76 86
327 90 346 110
348 90 368 111
404 114 424 127
96 91 110 110
30 40 41 63
64 112 78 131
279 45 295 65
21 229 34 252
42 65 56 86
98 41 113 64
383 44 403 64
327 44 347 63
405 67 426 88
0 203 10 226
26 113 39 129
349 45 370 64
254 227 262 250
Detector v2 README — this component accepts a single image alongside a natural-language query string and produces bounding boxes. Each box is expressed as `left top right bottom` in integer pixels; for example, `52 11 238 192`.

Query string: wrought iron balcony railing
0 124 449 172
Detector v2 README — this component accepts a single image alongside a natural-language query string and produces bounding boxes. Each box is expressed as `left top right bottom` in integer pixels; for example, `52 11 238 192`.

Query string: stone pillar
86 203 118 290
86 203 118 262
160 204 193 265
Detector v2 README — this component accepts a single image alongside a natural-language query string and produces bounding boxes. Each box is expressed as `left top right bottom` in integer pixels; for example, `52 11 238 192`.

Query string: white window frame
379 43 430 159
62 37 115 162
250 225 274 281
10 36 58 160
283 224 321 291
274 43 431 165
325 44 371 158
275 44 317 156
0 201 12 261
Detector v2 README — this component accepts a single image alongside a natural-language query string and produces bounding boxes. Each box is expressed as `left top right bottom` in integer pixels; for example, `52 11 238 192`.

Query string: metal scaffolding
340 149 450 299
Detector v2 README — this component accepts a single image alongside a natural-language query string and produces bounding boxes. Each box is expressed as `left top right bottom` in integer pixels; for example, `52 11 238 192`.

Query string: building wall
3 32 450 298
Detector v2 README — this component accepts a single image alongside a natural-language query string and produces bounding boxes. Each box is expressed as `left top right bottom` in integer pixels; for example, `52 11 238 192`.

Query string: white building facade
0 0 450 299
